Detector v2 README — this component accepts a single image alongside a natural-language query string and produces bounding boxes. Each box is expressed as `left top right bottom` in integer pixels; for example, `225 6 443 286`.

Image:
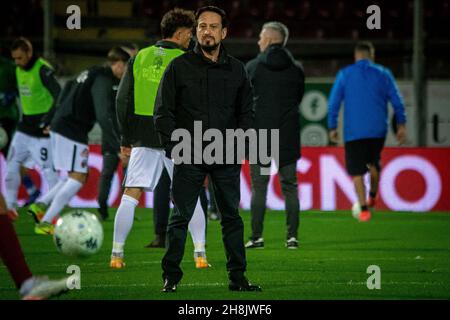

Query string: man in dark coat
154 6 260 293
245 22 305 249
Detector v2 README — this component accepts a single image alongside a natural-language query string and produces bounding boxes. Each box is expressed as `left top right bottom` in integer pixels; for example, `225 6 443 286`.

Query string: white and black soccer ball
53 210 103 257
352 202 361 220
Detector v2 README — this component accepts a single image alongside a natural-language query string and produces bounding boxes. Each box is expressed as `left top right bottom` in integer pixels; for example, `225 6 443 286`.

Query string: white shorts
7 131 53 169
50 132 89 173
125 147 173 191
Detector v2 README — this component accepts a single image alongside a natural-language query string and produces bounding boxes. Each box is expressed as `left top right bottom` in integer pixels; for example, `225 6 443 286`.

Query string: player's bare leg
353 175 366 206
367 165 380 207
353 175 371 222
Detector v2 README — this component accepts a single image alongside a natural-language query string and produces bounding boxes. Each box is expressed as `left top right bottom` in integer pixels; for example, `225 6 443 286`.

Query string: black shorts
344 138 385 176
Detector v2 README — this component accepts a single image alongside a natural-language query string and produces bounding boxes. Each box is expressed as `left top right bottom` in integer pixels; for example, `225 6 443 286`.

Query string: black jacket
51 65 120 147
154 43 254 164
246 44 305 168
116 40 181 148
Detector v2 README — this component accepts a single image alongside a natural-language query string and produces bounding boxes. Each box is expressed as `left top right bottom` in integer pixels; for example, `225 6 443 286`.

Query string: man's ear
174 30 181 41
221 27 228 40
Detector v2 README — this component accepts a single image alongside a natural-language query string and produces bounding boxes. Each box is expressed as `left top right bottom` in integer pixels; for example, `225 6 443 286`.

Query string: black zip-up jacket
116 40 181 148
154 43 255 162
246 44 305 168
51 65 120 148
18 55 61 137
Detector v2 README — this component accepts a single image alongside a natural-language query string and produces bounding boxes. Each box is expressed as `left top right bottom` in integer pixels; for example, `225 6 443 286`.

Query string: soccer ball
53 210 103 257
352 202 361 219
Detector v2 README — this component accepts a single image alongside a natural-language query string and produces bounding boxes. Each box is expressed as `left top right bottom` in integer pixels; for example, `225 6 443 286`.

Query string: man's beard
199 39 220 53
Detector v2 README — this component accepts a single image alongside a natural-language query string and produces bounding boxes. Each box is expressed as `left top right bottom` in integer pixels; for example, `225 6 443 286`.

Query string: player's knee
368 163 381 172
69 171 87 184
124 187 142 200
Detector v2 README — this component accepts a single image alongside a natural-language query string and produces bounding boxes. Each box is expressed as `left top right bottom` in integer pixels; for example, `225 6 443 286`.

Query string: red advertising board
239 147 450 212
1 145 449 212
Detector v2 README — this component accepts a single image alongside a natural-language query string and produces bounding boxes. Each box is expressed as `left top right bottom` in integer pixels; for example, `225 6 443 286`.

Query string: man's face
111 60 127 79
196 11 227 52
177 27 193 50
257 28 272 53
11 48 32 68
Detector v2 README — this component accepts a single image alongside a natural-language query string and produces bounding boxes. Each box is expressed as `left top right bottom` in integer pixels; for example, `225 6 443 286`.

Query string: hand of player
120 146 131 157
120 146 131 167
43 125 50 135
396 124 407 145
329 129 339 144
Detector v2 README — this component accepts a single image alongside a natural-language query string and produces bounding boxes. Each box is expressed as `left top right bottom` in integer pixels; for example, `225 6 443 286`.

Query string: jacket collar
193 41 229 65
267 43 283 50
258 43 283 58
356 58 372 65
155 40 182 50
23 54 38 71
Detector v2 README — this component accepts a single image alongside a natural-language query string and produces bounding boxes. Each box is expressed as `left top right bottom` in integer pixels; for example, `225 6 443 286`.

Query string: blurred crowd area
0 0 449 78
1 0 449 39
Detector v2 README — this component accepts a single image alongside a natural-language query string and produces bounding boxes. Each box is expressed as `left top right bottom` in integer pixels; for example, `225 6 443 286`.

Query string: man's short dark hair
161 8 196 39
107 46 131 62
355 41 375 57
11 37 32 52
195 6 228 28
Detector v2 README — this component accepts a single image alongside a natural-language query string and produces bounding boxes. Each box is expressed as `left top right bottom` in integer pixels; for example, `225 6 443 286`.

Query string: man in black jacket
29 47 128 235
97 45 137 221
154 6 260 292
244 22 305 249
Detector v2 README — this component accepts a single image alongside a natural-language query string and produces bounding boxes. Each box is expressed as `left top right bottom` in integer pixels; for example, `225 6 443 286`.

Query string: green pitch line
1 208 449 300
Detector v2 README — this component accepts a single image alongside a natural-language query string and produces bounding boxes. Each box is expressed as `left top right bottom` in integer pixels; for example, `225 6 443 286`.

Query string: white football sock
39 177 67 205
41 178 83 223
188 198 206 253
112 195 139 256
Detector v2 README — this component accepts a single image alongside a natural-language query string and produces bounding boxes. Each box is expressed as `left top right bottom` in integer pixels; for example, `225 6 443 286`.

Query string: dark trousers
153 167 208 236
207 177 218 212
153 168 171 236
98 151 120 209
250 162 299 240
162 164 246 284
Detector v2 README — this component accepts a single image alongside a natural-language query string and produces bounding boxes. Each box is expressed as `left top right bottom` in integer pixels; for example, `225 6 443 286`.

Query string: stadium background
0 0 449 212
1 0 450 302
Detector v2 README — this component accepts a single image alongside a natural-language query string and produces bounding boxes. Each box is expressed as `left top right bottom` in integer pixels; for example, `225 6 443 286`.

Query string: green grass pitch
1 208 450 300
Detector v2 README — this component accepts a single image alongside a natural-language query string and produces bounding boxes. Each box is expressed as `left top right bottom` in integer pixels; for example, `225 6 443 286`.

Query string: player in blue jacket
328 42 407 221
